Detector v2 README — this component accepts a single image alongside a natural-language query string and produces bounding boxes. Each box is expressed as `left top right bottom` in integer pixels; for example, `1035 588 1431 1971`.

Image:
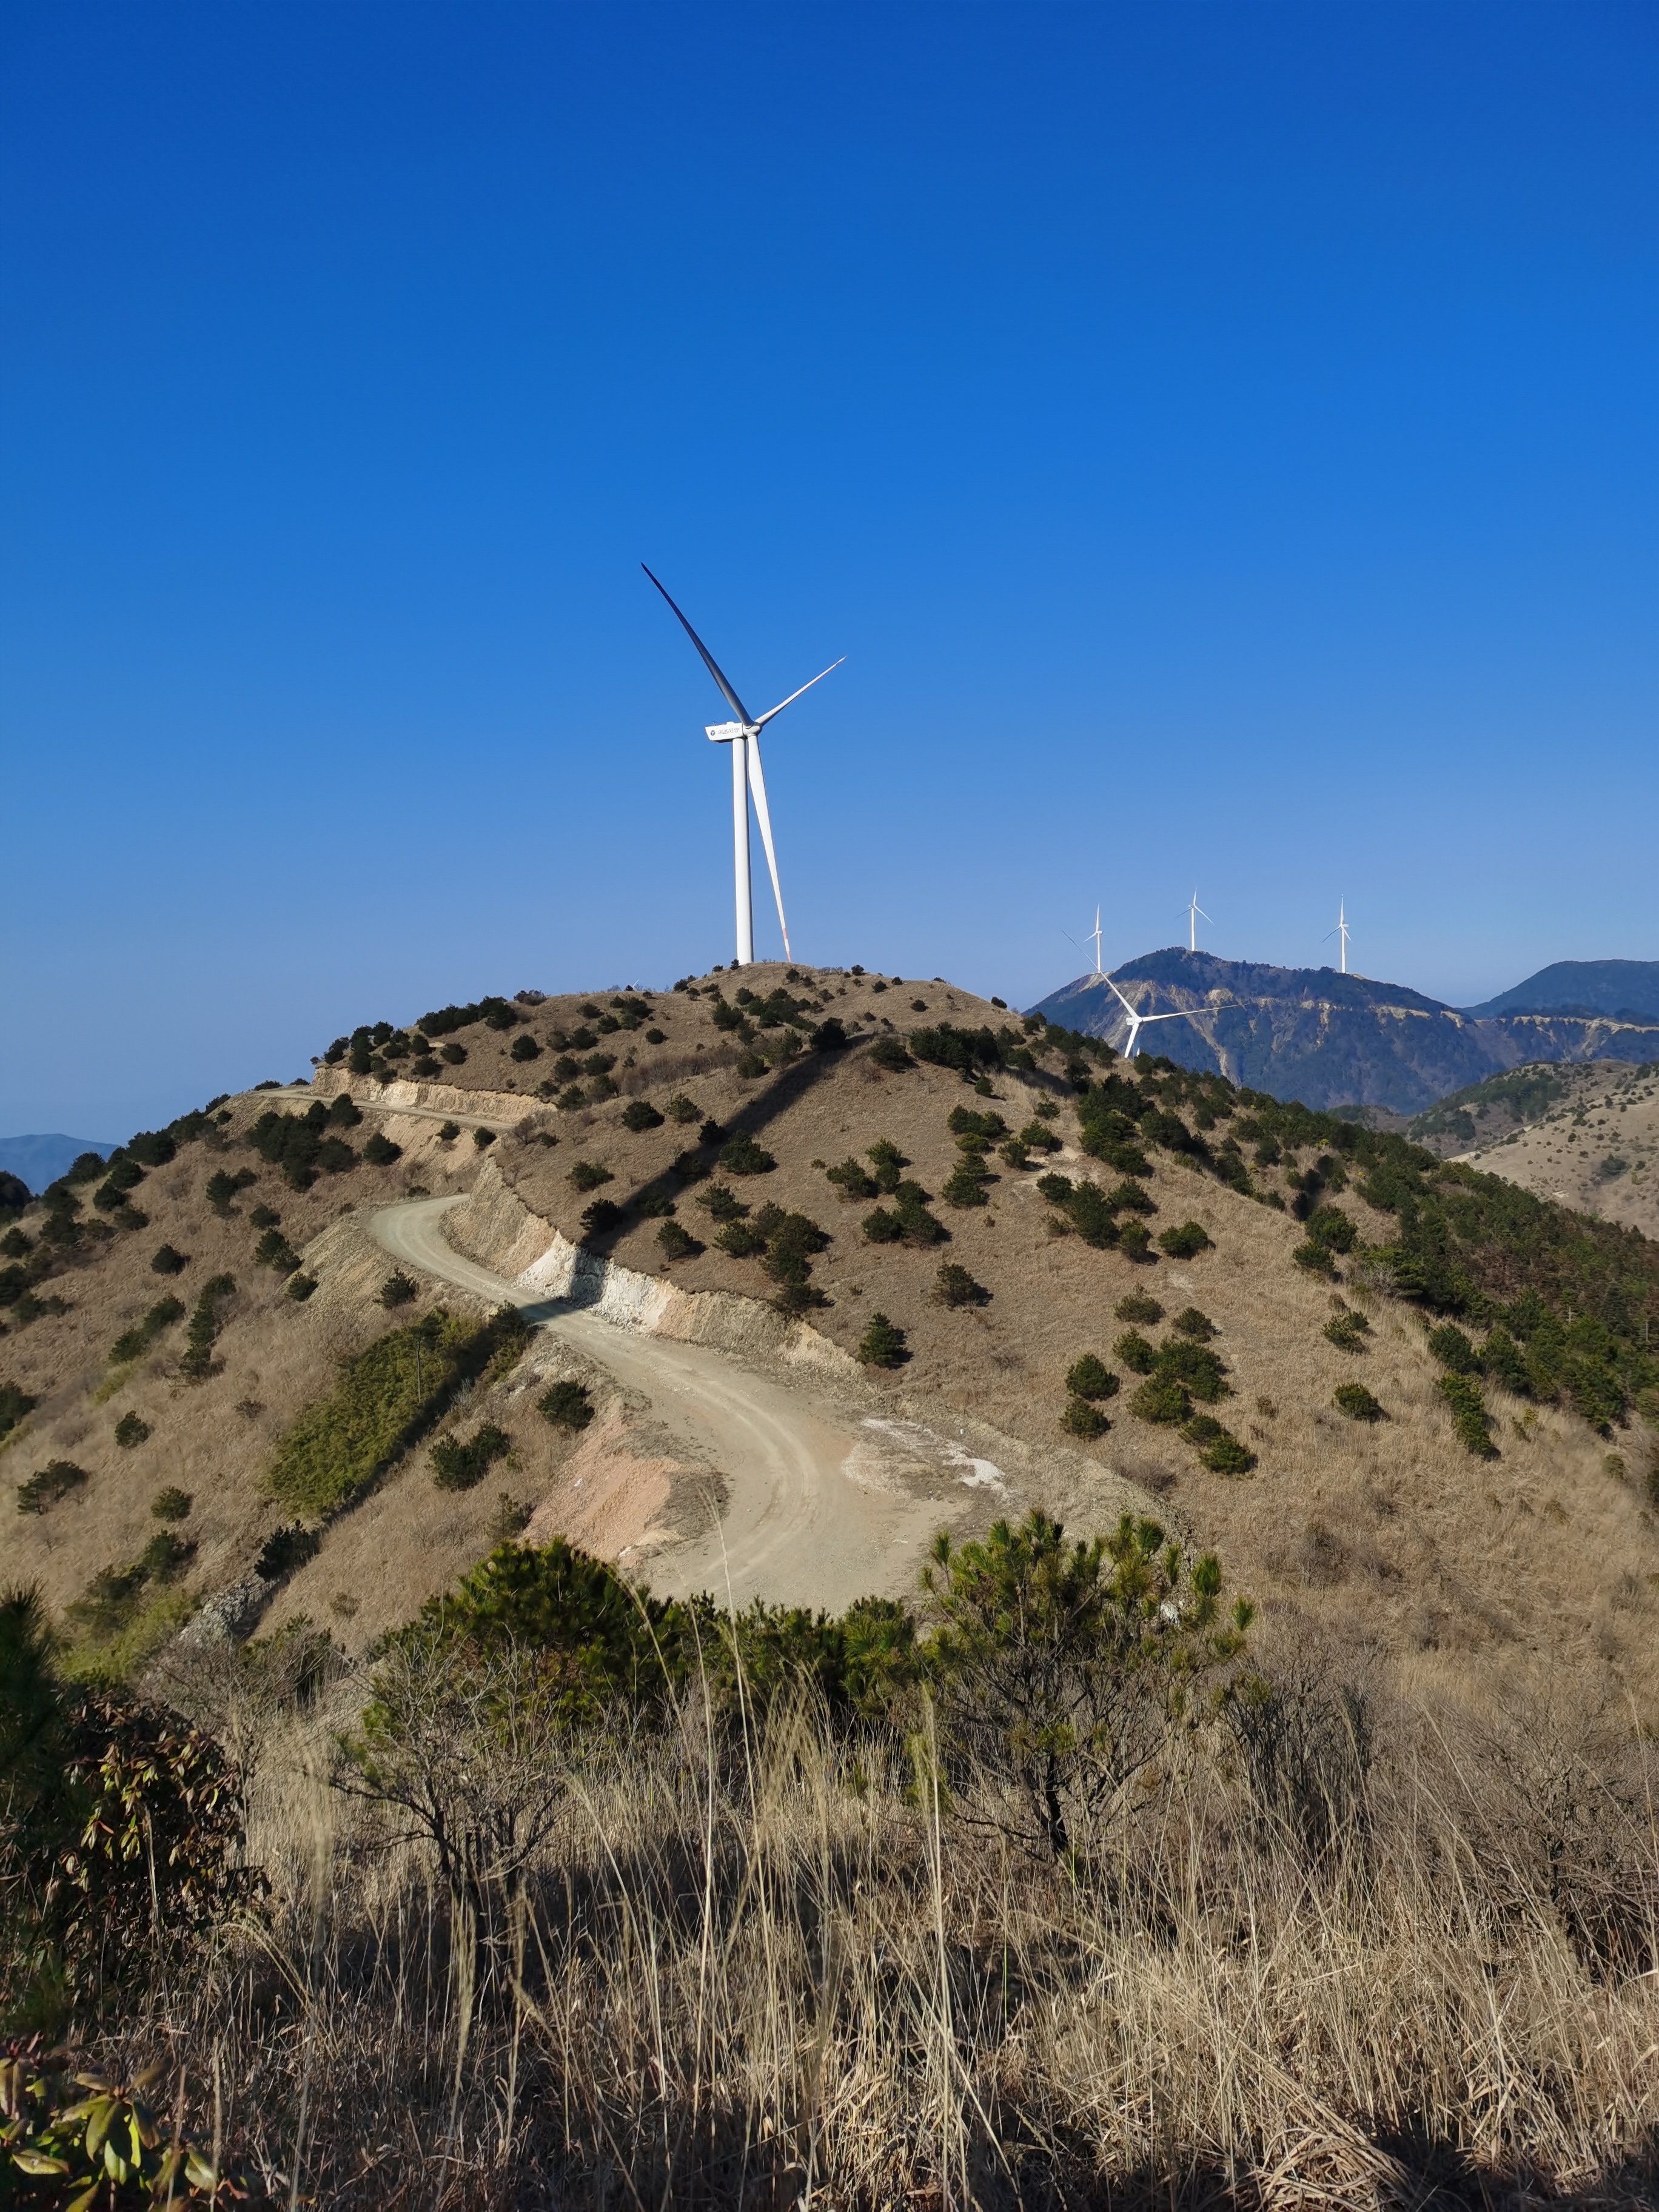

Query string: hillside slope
1034 948 1659 1111
4 962 1657 1731
1464 957 1659 1022
1410 1058 1659 1236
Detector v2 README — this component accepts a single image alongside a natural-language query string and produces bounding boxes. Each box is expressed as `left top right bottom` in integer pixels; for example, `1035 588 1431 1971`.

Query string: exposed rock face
1032 950 1659 1114
176 1574 274 1646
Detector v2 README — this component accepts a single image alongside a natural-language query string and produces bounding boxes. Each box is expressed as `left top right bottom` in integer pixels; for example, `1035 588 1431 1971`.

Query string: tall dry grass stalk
113 1675 1659 2209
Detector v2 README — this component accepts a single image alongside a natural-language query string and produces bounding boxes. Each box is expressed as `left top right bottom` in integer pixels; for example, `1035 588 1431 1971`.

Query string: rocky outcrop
443 1159 859 1378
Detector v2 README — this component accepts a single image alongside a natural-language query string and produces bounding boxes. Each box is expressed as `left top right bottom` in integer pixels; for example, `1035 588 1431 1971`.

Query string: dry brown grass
115 1643 1659 2209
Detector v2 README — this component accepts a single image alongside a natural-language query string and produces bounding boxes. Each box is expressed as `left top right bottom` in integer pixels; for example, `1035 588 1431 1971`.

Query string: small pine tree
934 1263 988 1308
1065 1353 1119 1400
857 1312 908 1368
1158 1222 1213 1259
113 1412 150 1448
657 1220 701 1262
1061 1395 1108 1438
1334 1382 1386 1423
538 1379 594 1430
151 1485 192 1521
1114 1292 1163 1324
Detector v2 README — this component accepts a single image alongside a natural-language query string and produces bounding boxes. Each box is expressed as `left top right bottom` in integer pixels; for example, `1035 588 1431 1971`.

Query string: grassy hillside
7 960 1655 1723
1411 1056 1659 1237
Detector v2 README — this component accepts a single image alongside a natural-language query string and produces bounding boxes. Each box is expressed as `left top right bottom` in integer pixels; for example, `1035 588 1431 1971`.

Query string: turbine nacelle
705 721 749 743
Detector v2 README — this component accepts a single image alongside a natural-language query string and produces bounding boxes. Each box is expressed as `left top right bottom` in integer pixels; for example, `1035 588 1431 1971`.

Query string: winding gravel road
367 1194 963 1611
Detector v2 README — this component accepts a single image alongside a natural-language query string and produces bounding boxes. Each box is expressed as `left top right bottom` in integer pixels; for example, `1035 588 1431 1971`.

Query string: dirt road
367 1193 980 1611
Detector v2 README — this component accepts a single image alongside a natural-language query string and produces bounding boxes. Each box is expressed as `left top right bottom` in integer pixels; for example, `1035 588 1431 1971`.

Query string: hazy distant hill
1031 949 1659 1114
0 1133 117 1195
1462 958 1659 1024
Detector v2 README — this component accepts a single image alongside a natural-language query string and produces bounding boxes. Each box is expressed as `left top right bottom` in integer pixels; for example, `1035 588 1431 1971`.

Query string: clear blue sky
4 2 1655 1139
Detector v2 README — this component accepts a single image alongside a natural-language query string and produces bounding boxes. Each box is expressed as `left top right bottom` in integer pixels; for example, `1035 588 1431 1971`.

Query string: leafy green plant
1427 1321 1480 1374
0 1381 38 1441
16 1461 88 1515
1438 1372 1498 1458
151 1486 192 1523
286 1273 317 1302
941 1157 996 1208
249 1203 280 1230
432 1421 511 1492
719 1133 776 1176
697 1182 747 1222
438 1120 461 1142
363 1131 403 1165
1066 1354 1119 1400
826 1155 879 1200
1061 1396 1108 1438
109 1296 186 1366
1119 1221 1155 1262
1158 1222 1213 1259
1293 1238 1339 1278
1335 1382 1386 1423
538 1379 594 1430
658 1220 701 1262
569 1160 613 1191
113 1413 150 1449
621 1099 665 1132
665 1093 701 1123
1129 1375 1191 1425
1170 1307 1215 1341
267 1305 529 1517
868 1036 913 1072
256 1523 320 1579
509 1033 541 1061
857 1312 908 1367
934 1263 988 1308
866 1138 907 1192
204 1166 257 1214
920 1509 1250 1858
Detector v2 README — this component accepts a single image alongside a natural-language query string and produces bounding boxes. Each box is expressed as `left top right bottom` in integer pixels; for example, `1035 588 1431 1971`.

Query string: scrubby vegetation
857 1310 908 1366
179 1275 236 1379
110 1295 186 1366
537 1379 594 1430
15 1459 88 1515
431 1421 512 1492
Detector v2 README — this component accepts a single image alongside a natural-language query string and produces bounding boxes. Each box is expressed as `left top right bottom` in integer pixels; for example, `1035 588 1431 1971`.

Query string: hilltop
1409 1057 1659 1237
1465 956 1659 1022
1033 947 1659 1113
2 962 1657 1724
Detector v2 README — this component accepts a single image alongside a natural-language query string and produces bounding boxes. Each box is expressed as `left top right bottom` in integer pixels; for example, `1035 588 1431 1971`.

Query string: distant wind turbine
1324 898 1352 975
643 565 843 966
1180 890 1212 953
1103 974 1209 1061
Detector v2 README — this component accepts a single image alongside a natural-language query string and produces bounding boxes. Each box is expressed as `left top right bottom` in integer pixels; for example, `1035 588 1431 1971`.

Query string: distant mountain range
1030 952 1659 1115
0 1134 118 1196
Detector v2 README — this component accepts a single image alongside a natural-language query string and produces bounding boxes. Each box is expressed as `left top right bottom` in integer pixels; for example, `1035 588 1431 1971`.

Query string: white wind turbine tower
1325 898 1353 975
644 566 842 966
1087 905 1105 976
1180 889 1211 953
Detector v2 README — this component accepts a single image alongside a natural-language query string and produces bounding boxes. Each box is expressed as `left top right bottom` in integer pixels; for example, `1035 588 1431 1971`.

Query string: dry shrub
83 1652 1659 2209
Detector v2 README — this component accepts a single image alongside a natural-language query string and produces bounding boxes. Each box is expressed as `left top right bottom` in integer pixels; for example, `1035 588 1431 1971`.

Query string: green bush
1170 1306 1215 1341
1324 1310 1370 1352
250 1202 281 1229
150 1242 189 1275
862 1207 904 1245
719 1132 776 1176
287 1272 317 1301
1066 1353 1119 1400
0 1379 37 1439
621 1099 665 1132
327 1094 363 1127
1114 1292 1164 1324
580 1197 624 1236
657 1219 701 1262
16 1460 88 1514
1156 1339 1228 1401
114 1412 150 1449
1158 1221 1213 1259
1017 1119 1063 1154
635 1188 677 1218
1198 1431 1256 1475
255 1226 302 1273
857 1311 908 1367
432 1421 511 1492
1334 1382 1386 1422
811 1016 848 1051
716 1219 767 1257
380 1270 418 1308
1118 1219 1154 1262
1304 1204 1357 1254
1438 1372 1498 1458
866 1138 908 1192
1114 1330 1159 1375
179 1274 236 1378
441 1044 468 1064
666 1093 702 1123
363 1131 403 1166
110 1294 186 1364
204 1167 257 1213
1130 1375 1191 1425
869 1036 913 1071
509 1033 541 1062
1061 1395 1108 1438
256 1523 320 1579
152 1485 192 1522
826 1155 879 1200
538 1379 594 1430
934 1263 989 1308
473 1128 497 1150
438 1120 461 1142
570 1160 613 1191
1427 1322 1480 1374
1293 1239 1339 1278
1481 1325 1530 1396
697 1182 747 1222
1107 1179 1158 1215
269 1305 528 1517
941 1158 995 1208
864 1181 947 1246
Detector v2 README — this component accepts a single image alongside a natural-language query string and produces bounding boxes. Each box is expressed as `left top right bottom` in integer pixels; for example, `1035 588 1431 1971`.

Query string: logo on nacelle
705 721 747 743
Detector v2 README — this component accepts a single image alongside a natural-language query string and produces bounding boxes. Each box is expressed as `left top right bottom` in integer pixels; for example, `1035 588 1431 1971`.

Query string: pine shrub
570 1161 613 1191
621 1100 665 1132
1438 1372 1498 1457
1061 1396 1108 1438
179 1275 236 1379
657 1220 701 1262
509 1034 541 1062
579 1198 623 1237
1114 1331 1159 1375
380 1270 418 1309
869 1037 913 1071
538 1378 594 1430
150 1244 189 1276
110 1295 186 1366
205 1168 256 1214
1335 1382 1386 1422
1114 1293 1164 1324
1427 1322 1480 1374
942 1158 994 1208
432 1421 511 1492
1130 1376 1191 1425
1324 1310 1370 1352
151 1486 192 1521
719 1133 776 1176
363 1131 403 1166
857 1312 909 1367
1158 1221 1213 1259
1118 1220 1154 1261
438 1121 461 1142
934 1264 989 1308
286 1273 317 1301
16 1460 88 1514
826 1156 879 1201
472 1128 497 1150
1066 1353 1119 1400
697 1184 748 1222
114 1413 151 1449
665 1093 702 1123
1170 1307 1216 1341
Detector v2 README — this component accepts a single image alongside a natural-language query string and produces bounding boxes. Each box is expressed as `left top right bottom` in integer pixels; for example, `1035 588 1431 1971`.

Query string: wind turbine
1325 898 1352 975
643 566 842 965
1179 890 1211 953
1103 974 1209 1060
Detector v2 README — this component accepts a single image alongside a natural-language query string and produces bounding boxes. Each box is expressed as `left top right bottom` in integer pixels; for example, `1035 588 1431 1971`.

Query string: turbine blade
1104 975 1140 1019
752 658 845 728
747 734 790 959
641 564 752 725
